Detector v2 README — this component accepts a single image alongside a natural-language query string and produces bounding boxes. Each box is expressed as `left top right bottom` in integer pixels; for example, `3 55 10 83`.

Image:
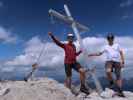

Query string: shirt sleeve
51 35 65 48
100 46 106 53
117 44 122 52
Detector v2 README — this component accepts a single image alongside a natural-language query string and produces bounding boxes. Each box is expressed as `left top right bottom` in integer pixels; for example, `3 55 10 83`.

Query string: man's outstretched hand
48 32 53 36
32 63 38 70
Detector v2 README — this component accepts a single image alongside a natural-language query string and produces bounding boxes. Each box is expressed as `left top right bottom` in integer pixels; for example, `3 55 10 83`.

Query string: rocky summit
0 78 133 100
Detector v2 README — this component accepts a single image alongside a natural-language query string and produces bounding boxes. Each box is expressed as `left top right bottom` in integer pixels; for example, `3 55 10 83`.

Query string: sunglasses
107 37 114 40
67 36 74 39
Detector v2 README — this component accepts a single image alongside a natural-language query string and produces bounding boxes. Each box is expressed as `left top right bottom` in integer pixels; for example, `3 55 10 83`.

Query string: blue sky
0 0 133 39
0 0 133 80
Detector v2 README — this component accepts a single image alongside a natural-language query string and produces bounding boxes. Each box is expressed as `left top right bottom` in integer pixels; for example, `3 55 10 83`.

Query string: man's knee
106 70 113 79
66 76 71 79
79 68 85 74
65 69 72 77
116 74 122 80
106 67 112 73
105 61 113 73
115 69 122 80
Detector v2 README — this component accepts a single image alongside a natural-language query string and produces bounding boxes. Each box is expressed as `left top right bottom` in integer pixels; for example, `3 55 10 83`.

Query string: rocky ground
0 77 133 100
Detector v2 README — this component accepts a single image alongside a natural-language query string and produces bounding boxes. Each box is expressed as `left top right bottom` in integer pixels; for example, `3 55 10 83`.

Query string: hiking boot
117 91 125 97
117 88 125 97
109 84 114 89
108 80 114 89
24 77 28 82
80 85 90 95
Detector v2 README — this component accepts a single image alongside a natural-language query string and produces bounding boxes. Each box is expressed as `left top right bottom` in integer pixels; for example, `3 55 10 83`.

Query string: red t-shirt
51 35 82 64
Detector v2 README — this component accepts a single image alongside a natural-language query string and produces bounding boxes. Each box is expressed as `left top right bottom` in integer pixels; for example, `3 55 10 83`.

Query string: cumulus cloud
4 35 133 78
5 36 64 68
0 26 17 43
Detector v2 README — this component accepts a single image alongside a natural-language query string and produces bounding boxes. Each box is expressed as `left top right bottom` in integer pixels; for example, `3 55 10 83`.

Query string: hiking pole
24 40 46 82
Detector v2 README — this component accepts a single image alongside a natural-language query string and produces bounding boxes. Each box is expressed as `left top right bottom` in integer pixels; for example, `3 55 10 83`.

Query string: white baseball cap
67 33 74 37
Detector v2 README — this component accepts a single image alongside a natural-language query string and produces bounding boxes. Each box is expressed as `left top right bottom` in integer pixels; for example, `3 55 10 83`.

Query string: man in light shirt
88 33 125 97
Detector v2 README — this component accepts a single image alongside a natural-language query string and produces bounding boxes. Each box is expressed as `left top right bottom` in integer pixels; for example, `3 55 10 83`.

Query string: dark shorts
65 62 82 77
105 61 122 80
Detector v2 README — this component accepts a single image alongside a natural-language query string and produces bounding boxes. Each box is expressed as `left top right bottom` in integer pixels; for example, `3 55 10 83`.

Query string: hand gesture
48 32 53 36
32 63 38 70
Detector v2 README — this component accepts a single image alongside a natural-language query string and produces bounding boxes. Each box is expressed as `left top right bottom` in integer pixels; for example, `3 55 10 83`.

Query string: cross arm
49 9 89 32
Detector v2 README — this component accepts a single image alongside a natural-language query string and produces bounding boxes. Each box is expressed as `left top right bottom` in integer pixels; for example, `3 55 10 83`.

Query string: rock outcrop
0 77 133 100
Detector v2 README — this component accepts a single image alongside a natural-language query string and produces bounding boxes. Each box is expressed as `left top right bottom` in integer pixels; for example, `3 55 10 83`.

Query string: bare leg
64 77 71 89
107 72 113 81
115 68 125 96
106 62 114 87
106 71 114 88
116 79 122 88
79 68 86 86
79 68 90 94
115 79 125 97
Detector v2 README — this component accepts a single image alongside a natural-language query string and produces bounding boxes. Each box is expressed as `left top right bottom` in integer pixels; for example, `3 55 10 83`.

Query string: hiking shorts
65 62 82 77
105 61 122 80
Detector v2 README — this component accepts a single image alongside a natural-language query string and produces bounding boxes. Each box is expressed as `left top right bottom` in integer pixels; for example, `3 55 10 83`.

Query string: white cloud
0 66 15 72
5 36 64 68
5 36 133 76
0 26 17 43
120 0 133 7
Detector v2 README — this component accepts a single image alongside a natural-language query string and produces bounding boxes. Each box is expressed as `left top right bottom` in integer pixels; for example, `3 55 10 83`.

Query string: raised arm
48 32 64 48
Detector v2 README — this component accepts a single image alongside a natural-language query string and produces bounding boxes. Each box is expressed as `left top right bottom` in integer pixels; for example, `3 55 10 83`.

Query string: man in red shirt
48 32 89 94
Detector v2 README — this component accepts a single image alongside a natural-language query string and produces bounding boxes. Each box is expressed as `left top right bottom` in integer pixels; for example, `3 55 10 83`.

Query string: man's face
107 37 114 44
67 36 74 42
